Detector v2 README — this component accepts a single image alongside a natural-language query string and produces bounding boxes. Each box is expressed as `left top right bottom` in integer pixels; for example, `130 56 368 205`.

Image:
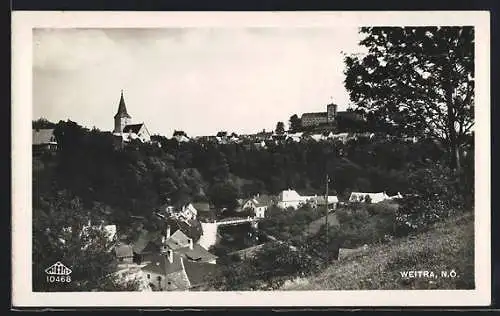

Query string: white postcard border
12 11 491 307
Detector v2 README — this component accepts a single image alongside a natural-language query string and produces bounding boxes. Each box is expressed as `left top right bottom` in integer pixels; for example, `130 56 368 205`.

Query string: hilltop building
301 103 365 128
113 90 151 143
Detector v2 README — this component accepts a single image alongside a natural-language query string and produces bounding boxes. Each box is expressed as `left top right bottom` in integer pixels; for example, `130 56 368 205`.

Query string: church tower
113 90 131 134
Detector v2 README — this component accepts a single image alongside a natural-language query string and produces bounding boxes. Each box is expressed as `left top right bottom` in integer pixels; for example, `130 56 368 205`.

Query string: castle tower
327 103 338 124
113 90 131 134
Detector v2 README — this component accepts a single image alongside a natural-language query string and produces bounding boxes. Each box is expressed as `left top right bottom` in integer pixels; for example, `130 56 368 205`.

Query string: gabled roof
165 230 190 250
183 260 218 287
173 130 187 137
33 129 57 145
254 194 274 206
177 244 218 263
114 90 131 119
141 253 183 276
192 202 210 212
301 112 327 118
123 123 144 134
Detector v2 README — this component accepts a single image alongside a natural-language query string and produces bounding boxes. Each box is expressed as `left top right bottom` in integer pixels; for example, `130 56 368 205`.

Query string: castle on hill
112 90 151 143
300 103 365 129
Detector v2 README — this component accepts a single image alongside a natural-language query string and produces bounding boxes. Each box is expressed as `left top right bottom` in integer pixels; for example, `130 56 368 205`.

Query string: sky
33 28 366 137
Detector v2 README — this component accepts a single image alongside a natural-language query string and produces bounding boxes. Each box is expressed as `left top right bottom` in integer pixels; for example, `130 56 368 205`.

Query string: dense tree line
33 115 473 291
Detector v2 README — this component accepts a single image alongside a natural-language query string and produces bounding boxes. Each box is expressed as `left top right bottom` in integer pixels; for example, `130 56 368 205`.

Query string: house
140 250 218 291
163 227 217 264
277 189 308 209
228 132 240 143
349 192 390 204
277 189 338 211
132 230 163 264
32 128 58 153
241 194 273 218
163 228 190 250
115 243 134 264
286 132 303 143
215 131 229 144
310 195 339 211
173 130 190 143
175 240 218 264
112 90 151 144
309 134 324 142
180 203 198 220
121 123 151 143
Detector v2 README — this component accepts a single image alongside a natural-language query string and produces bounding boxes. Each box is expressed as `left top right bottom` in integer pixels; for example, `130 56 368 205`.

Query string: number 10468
46 275 71 283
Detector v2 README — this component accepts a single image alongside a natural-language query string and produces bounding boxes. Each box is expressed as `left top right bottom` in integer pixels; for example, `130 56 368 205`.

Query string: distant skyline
33 28 366 137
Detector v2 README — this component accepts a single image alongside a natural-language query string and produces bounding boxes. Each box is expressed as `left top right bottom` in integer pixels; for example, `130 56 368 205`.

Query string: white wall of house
199 222 218 250
255 206 266 218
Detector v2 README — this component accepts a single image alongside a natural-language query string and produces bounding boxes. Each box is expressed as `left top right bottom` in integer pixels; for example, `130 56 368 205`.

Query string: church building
113 90 151 144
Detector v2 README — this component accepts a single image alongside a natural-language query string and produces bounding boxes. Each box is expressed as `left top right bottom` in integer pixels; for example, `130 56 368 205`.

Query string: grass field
282 211 475 290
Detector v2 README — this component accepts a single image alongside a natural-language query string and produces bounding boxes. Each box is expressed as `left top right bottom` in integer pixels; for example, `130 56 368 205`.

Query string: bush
394 162 473 235
327 205 395 248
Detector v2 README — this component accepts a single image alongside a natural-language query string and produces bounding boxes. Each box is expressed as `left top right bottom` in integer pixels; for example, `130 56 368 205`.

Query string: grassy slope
304 213 340 236
282 212 475 290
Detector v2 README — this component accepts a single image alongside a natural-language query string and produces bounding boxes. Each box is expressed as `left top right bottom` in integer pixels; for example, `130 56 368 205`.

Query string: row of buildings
114 224 218 291
32 93 417 153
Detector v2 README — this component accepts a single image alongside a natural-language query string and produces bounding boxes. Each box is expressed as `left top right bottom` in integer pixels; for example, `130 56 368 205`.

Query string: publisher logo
45 261 72 283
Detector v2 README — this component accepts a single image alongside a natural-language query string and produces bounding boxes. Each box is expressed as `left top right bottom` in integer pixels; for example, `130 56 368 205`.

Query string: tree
344 27 474 170
208 182 239 211
275 121 285 135
33 190 126 291
33 117 57 129
288 114 302 132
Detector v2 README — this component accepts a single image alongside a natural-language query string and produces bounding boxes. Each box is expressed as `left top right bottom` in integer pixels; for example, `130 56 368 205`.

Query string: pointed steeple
114 90 131 119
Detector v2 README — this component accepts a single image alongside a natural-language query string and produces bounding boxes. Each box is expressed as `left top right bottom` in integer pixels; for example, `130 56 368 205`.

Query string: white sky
33 28 365 137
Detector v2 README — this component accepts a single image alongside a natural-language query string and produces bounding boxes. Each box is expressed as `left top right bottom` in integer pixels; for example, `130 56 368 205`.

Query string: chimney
166 226 171 239
167 249 173 263
188 238 193 250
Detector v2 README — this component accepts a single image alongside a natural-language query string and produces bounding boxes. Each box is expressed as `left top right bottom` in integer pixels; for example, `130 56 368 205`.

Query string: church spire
114 90 131 119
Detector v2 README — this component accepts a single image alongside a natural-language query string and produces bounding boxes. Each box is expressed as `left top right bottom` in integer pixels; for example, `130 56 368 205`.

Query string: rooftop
123 123 144 134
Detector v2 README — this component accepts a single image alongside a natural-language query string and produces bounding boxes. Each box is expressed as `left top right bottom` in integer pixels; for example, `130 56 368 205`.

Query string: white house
286 132 303 143
278 189 339 210
349 192 390 204
180 203 198 220
277 189 305 209
241 194 272 218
